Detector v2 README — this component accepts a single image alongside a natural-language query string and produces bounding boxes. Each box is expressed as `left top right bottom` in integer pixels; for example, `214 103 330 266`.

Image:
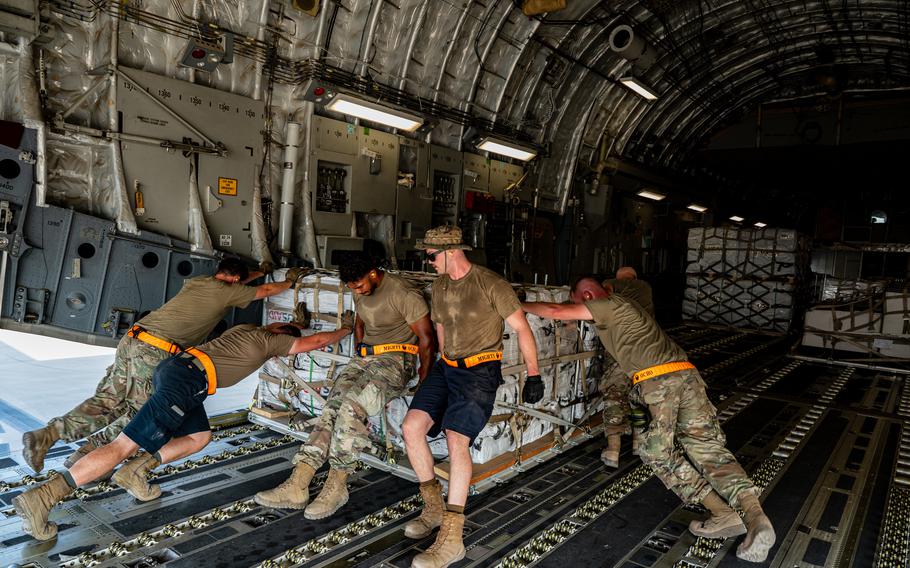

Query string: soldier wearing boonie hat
402 225 543 568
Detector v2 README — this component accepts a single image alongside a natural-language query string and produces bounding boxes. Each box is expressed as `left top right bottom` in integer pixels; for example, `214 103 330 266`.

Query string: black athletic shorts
123 355 211 454
409 359 503 442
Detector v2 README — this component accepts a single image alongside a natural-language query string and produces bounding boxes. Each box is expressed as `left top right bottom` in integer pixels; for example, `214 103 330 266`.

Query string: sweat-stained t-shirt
198 324 296 388
356 272 429 345
585 295 687 377
431 264 522 360
137 276 258 347
604 278 655 317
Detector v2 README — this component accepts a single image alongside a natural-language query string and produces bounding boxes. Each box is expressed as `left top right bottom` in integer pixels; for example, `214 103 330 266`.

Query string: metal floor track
2 326 909 568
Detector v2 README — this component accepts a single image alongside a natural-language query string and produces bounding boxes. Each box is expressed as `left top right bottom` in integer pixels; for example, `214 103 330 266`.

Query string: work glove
339 310 356 330
284 266 307 283
258 260 275 274
522 375 544 404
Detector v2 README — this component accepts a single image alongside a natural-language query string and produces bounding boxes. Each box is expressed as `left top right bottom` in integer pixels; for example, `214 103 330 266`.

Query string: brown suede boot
737 491 776 562
22 424 61 473
689 490 747 538
254 462 316 509
411 510 466 568
405 480 446 539
304 469 349 520
600 433 621 468
12 474 73 541
112 453 161 501
63 442 96 469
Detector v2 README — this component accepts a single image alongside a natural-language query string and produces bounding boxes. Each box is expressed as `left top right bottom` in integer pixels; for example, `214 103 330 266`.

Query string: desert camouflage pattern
50 336 169 444
293 353 414 472
631 368 756 507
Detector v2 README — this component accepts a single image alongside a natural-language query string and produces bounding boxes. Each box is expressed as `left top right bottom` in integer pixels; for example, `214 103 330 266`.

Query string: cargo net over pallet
802 288 910 364
250 269 606 491
683 227 809 333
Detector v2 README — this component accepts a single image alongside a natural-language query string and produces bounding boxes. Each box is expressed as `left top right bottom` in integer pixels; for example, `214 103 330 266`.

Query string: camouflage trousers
293 352 414 473
599 359 631 437
49 336 169 445
630 368 756 508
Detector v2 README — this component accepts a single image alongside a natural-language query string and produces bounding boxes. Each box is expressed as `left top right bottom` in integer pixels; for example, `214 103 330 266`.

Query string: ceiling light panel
729 215 744 222
637 189 666 201
687 204 707 213
324 94 423 132
620 76 658 100
476 138 537 161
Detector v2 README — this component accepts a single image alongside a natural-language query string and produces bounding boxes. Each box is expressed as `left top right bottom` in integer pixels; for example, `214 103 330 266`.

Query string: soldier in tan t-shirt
14 319 354 542
600 266 656 467
523 277 776 564
22 258 307 474
256 253 435 520
402 226 541 568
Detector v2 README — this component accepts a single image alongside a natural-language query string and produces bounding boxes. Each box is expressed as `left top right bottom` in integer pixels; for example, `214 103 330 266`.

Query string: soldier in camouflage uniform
523 277 776 564
255 253 435 520
21 259 303 473
598 266 655 467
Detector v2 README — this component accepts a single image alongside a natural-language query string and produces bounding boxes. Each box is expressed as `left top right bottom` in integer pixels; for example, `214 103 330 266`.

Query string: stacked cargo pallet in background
250 269 605 490
683 227 808 332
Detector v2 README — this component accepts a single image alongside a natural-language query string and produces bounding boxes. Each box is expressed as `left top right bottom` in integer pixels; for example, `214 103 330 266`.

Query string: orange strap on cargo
184 347 218 395
442 351 503 368
632 361 696 385
359 343 419 357
127 325 182 355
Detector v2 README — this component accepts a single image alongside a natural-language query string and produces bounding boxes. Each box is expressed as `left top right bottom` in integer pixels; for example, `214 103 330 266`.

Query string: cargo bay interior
1 0 910 567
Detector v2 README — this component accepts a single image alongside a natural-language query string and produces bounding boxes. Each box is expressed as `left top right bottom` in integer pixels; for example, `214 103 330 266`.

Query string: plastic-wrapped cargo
687 227 804 277
802 299 884 354
253 269 603 470
683 276 796 332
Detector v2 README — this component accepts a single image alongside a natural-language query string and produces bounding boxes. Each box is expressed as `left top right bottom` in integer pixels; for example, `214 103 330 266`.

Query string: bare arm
521 301 594 321
409 315 437 382
435 323 445 356
289 327 352 355
354 315 365 345
254 280 293 300
506 309 540 376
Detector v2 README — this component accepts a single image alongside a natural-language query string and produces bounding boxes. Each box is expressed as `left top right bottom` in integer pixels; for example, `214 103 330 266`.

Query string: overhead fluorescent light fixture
754 221 767 228
476 137 537 161
620 76 658 100
687 203 708 213
324 93 423 132
729 215 744 222
637 189 666 201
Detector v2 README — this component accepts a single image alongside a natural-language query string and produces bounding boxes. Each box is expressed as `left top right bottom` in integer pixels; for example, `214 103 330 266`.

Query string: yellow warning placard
218 177 238 196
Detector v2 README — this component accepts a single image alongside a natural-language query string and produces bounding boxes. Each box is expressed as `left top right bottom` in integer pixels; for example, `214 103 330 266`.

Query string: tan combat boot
113 453 162 501
689 490 747 538
600 433 621 468
404 480 445 539
411 510 466 568
22 423 62 473
12 474 72 541
254 462 316 509
737 491 776 562
305 469 349 520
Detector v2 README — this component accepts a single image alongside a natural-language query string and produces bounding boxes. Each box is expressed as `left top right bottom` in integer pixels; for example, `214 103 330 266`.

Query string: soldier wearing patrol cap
523 277 776 564
402 225 543 568
255 253 435 520
21 258 306 474
14 319 354 542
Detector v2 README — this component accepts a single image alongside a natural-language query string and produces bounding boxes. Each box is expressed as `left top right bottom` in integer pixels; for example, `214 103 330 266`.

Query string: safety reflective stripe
185 347 218 395
127 325 182 355
632 361 696 385
359 343 419 357
441 351 503 368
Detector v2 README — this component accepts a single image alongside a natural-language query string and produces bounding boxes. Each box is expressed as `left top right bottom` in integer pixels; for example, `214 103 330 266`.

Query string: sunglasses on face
425 250 443 261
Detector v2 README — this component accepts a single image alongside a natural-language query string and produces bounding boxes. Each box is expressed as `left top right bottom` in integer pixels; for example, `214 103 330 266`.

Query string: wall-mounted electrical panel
430 145 463 227
395 138 432 259
462 152 490 194
310 115 356 235
354 127 398 214
116 68 264 258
